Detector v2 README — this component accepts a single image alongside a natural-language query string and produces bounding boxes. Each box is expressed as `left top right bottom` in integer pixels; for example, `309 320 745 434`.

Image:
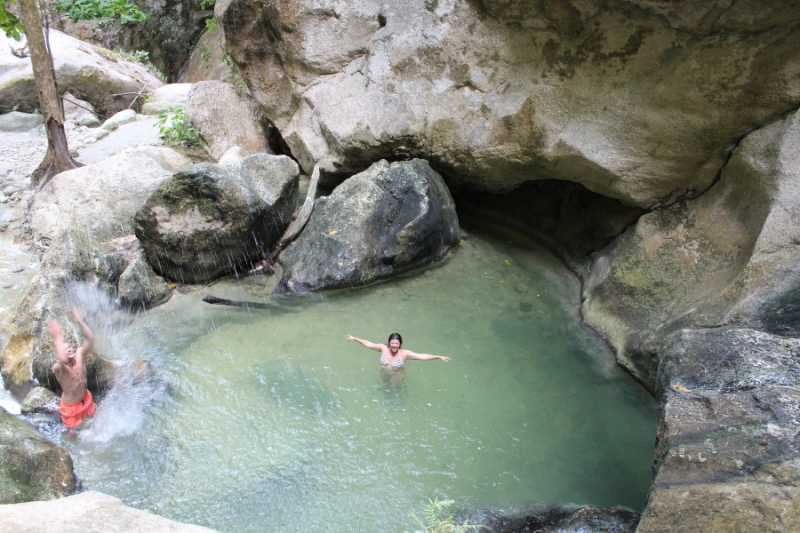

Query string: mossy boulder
0 407 76 504
135 154 299 283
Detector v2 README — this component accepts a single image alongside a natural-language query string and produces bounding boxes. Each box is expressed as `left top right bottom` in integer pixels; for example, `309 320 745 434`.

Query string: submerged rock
135 154 299 283
0 407 76 504
277 159 459 293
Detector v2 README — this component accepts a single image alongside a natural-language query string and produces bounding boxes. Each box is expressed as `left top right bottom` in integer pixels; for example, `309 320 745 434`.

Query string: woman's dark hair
388 333 403 346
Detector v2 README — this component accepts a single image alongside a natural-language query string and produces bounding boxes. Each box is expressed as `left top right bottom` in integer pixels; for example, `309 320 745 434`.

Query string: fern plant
407 499 487 533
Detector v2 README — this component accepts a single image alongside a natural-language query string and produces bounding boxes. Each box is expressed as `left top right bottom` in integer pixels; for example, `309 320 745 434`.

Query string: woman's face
389 339 401 353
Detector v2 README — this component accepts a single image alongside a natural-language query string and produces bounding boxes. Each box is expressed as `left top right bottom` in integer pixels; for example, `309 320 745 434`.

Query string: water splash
63 282 168 444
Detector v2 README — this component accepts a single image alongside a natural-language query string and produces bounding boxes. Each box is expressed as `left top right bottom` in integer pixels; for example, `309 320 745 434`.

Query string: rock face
278 159 459 293
583 108 800 390
179 28 237 84
217 0 800 207
636 327 800 533
0 490 220 532
0 407 76 504
0 30 164 117
27 146 191 249
186 80 273 160
135 154 299 283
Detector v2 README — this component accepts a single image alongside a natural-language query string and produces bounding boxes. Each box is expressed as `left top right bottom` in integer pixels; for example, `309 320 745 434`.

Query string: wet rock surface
0 231 127 397
635 327 800 533
481 504 639 533
117 258 172 311
0 406 76 504
277 159 459 293
135 154 299 283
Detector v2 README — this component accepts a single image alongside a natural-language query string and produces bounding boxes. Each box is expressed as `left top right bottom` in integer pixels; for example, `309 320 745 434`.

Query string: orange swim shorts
58 390 96 428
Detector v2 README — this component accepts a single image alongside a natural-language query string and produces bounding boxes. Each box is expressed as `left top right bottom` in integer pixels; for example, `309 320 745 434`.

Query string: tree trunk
17 0 80 189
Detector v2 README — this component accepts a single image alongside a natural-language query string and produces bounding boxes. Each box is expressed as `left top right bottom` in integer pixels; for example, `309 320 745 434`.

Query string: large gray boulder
277 159 459 293
0 407 76 504
218 0 800 207
27 146 192 249
0 31 164 117
0 490 220 532
583 109 800 389
186 80 273 160
134 154 299 283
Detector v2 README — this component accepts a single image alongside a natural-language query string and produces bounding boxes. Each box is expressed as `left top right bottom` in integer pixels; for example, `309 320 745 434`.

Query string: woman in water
345 333 451 369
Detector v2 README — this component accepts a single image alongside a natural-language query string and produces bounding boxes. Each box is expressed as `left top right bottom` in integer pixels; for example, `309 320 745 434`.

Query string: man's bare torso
54 354 88 405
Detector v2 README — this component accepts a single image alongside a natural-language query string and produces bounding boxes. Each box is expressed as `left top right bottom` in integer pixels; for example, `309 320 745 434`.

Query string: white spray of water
64 282 167 444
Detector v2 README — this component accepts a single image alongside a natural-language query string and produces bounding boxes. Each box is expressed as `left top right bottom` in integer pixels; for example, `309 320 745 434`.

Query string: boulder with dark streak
277 159 459 293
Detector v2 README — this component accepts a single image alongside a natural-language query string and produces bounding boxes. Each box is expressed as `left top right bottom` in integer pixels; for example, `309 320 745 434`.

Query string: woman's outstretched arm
346 335 384 352
404 350 451 362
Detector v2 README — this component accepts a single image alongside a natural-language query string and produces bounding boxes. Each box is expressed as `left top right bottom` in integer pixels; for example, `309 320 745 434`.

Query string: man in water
48 307 96 428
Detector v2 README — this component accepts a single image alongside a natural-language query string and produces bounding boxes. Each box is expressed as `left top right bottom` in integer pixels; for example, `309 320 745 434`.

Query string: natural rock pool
45 227 655 533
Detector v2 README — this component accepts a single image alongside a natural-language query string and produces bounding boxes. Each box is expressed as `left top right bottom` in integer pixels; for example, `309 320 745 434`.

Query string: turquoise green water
60 229 656 533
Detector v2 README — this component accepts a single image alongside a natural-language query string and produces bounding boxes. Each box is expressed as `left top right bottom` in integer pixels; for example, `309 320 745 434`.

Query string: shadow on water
38 231 656 533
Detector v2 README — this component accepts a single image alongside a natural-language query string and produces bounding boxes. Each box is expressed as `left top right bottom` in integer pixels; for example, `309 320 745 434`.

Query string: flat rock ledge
0 491 220 533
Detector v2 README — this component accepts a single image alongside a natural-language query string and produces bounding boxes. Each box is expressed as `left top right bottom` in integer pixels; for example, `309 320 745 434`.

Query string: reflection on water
53 230 655 533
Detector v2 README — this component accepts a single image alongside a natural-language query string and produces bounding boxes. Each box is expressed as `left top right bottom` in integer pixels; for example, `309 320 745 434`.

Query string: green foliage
199 0 215 9
54 0 149 24
156 108 201 148
204 13 218 33
1 0 23 40
407 499 487 533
